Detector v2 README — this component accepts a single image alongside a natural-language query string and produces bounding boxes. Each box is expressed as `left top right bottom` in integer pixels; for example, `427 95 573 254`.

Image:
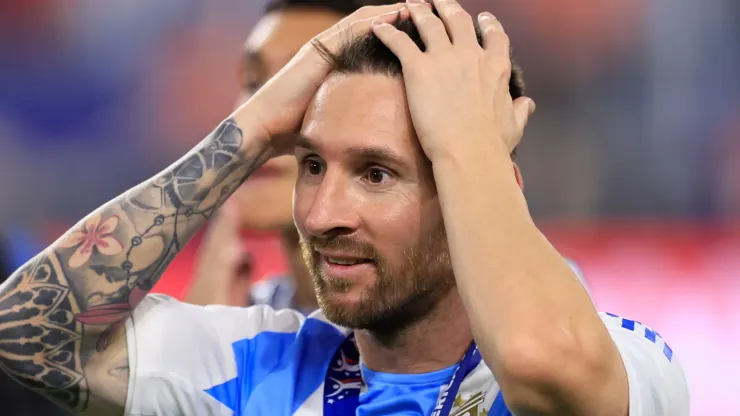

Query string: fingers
317 3 408 54
406 2 450 50
372 20 423 63
431 0 477 46
346 3 407 22
478 12 509 61
512 96 536 141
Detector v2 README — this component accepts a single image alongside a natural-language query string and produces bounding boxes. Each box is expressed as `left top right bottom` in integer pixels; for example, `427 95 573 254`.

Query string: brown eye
366 168 390 184
307 160 322 175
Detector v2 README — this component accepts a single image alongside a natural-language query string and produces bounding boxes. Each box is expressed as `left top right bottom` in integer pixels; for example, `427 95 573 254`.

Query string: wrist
427 131 513 167
430 136 530 223
430 137 515 182
230 107 272 150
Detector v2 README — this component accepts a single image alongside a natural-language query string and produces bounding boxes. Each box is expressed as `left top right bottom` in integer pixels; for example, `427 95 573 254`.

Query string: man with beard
0 2 687 415
169 0 397 311
178 0 590 313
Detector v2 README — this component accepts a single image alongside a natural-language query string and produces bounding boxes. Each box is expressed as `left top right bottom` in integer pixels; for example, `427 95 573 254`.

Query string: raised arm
0 4 407 414
373 1 632 415
0 115 274 413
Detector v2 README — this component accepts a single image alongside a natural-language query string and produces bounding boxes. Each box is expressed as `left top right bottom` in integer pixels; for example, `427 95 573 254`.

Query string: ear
512 162 524 191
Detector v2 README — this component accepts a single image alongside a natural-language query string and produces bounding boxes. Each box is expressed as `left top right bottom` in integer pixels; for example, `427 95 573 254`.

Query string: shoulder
125 296 336 415
130 294 305 340
125 294 309 392
599 312 676 363
599 312 690 415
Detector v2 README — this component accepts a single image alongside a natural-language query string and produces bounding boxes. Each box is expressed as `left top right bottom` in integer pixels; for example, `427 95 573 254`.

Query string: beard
300 223 455 335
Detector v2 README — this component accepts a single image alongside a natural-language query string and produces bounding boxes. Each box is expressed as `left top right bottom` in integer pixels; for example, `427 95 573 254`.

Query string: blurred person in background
171 0 397 312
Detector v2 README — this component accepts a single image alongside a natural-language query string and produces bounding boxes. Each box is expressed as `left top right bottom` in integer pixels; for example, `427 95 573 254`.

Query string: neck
354 290 472 374
280 227 318 310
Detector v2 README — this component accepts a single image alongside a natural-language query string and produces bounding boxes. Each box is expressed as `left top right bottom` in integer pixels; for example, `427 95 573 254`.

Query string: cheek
292 182 314 234
364 192 433 253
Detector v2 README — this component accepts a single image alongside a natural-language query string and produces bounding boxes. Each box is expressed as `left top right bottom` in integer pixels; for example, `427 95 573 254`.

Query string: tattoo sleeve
0 118 270 413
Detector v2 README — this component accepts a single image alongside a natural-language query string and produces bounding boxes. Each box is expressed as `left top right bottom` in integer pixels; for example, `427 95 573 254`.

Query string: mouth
318 252 375 279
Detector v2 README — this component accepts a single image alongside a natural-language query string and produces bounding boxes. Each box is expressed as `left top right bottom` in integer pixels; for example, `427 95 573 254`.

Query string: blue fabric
203 317 512 415
205 318 346 415
489 391 513 416
357 364 456 416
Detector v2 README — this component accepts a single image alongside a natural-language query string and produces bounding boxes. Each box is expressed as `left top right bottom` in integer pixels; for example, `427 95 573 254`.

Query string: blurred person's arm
0 116 273 415
184 201 254 306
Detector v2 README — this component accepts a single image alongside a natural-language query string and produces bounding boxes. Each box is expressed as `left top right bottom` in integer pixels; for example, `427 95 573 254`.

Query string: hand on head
239 0 533 163
237 3 411 155
371 0 535 161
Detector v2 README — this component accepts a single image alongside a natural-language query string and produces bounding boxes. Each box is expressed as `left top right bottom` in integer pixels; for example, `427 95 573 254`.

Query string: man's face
233 9 343 229
293 74 455 331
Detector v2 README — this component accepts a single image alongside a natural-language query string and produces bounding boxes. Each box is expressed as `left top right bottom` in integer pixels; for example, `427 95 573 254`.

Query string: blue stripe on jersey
204 331 298 412
489 391 513 416
621 319 635 331
606 313 674 362
206 317 345 415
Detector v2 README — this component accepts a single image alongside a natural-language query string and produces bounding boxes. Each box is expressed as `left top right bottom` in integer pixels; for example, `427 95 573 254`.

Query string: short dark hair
314 15 525 157
265 0 396 16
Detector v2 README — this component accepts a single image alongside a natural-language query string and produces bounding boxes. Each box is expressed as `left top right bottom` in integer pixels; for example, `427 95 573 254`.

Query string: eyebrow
295 135 407 168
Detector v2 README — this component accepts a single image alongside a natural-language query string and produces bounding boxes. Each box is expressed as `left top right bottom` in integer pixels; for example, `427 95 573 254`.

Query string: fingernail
528 99 536 115
479 12 495 21
372 19 386 27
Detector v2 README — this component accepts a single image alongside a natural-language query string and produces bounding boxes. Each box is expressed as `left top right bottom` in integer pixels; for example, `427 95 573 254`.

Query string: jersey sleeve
600 312 690 416
123 294 304 416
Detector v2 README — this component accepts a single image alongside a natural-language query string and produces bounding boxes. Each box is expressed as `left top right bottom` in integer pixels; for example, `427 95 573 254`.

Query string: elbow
493 333 620 414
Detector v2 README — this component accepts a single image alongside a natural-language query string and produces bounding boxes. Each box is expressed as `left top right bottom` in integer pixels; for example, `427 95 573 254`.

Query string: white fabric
124 295 688 415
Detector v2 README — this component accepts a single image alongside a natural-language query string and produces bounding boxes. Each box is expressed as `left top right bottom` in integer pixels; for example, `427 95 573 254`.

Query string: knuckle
449 5 471 20
488 55 511 73
438 0 458 8
452 11 473 27
414 12 431 25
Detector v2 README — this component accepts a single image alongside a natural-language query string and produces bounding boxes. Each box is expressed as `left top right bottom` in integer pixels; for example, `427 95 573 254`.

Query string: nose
303 170 361 238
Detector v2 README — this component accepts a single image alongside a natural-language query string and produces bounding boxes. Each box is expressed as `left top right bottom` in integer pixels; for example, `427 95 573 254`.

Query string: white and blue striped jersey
123 295 689 416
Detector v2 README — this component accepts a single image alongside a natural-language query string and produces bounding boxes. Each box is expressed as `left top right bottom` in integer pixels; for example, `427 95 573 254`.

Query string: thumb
513 97 535 136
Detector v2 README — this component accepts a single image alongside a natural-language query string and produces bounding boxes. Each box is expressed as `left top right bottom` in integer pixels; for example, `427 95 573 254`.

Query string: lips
319 252 375 279
325 256 371 266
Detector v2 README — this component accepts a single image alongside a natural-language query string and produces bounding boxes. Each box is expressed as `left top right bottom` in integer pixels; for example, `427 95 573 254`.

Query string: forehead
301 74 419 158
243 9 342 68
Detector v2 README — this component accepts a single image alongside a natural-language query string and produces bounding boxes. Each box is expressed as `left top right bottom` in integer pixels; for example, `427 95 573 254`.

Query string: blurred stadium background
0 0 737 414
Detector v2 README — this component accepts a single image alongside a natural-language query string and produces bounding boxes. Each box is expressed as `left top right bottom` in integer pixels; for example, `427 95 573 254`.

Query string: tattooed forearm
0 118 270 413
